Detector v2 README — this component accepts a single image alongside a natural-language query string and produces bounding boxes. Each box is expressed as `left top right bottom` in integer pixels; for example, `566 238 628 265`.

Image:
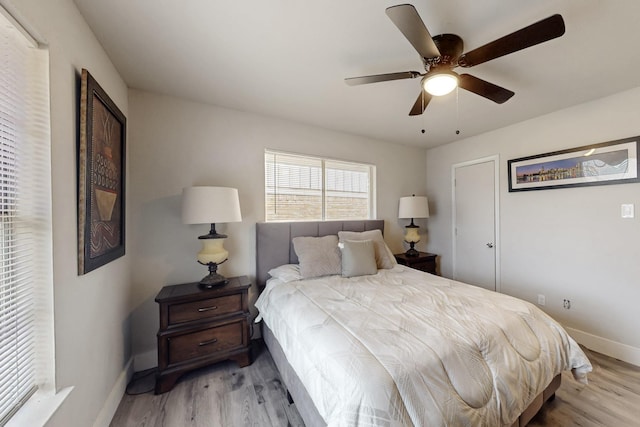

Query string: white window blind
265 150 375 221
0 8 53 426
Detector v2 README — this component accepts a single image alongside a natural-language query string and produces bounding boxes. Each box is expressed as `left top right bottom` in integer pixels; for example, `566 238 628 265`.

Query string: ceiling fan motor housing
428 34 464 69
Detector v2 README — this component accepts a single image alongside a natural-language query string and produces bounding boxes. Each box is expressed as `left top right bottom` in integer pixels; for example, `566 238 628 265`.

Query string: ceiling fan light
423 73 458 96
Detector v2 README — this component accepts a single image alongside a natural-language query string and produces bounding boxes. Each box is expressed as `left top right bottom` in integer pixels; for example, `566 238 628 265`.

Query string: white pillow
338 229 397 270
267 264 302 283
292 235 342 279
341 240 377 278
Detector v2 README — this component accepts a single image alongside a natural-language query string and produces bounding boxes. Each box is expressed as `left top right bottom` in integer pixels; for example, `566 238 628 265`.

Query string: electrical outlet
537 294 545 306
563 299 571 309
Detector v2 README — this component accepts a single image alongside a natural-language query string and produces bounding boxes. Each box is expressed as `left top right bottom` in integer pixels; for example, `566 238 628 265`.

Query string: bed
255 220 591 427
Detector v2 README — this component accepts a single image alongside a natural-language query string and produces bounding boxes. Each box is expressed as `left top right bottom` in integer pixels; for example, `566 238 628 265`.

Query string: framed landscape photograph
78 69 127 274
508 137 639 192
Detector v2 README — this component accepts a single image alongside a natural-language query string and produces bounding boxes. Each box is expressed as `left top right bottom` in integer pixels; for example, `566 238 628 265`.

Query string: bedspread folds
255 265 592 427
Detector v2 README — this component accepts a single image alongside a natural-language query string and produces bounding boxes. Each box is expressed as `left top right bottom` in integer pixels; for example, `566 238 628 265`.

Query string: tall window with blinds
0 8 53 426
265 150 375 221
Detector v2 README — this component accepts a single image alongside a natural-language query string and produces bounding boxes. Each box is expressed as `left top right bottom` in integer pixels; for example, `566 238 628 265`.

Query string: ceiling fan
345 4 565 116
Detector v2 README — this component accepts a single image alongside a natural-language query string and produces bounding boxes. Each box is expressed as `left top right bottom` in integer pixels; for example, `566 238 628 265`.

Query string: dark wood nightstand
394 252 438 274
155 276 252 394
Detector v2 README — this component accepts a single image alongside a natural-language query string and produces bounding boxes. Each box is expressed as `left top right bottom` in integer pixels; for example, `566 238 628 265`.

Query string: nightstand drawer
168 320 245 365
168 294 242 325
410 260 436 273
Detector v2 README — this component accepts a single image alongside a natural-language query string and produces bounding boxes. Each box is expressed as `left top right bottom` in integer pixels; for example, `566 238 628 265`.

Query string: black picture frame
78 69 126 274
508 137 639 192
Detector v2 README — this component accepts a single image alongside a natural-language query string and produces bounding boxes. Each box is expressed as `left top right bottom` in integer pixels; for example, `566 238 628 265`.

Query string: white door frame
451 155 501 292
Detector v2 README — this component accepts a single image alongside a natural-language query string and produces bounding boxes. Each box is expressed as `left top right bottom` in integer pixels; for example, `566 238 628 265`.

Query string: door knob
486 243 494 248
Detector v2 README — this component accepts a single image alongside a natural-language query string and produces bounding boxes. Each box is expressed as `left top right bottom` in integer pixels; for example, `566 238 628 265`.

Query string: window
0 7 53 426
265 150 375 221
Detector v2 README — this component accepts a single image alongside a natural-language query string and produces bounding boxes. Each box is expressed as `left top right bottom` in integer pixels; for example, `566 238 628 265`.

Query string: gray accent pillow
341 240 377 278
338 229 397 270
292 235 341 279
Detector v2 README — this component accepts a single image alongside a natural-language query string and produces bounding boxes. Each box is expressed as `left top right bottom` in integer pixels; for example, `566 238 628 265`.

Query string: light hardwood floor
110 344 640 427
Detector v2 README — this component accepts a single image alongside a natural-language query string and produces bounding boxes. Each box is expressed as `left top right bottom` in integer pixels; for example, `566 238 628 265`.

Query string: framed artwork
508 137 639 192
78 69 126 274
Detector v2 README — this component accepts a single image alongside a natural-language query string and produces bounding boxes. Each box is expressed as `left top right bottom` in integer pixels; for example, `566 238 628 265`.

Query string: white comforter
255 265 592 427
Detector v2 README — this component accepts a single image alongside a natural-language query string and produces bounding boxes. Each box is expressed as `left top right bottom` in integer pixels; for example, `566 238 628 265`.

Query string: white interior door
452 157 499 291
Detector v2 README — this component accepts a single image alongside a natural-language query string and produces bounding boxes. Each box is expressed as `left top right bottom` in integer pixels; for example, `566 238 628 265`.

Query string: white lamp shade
182 186 242 224
398 196 429 219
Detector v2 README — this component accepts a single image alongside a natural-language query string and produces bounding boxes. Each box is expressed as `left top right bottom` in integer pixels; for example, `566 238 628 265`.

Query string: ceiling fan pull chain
455 86 461 135
421 91 427 134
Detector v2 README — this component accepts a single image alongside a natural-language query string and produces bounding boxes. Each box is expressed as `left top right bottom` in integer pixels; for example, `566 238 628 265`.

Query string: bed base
511 373 561 427
263 323 326 427
263 322 560 427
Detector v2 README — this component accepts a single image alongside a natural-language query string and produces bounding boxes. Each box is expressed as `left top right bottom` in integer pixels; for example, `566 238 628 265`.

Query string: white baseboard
566 327 640 367
92 358 134 427
133 348 157 372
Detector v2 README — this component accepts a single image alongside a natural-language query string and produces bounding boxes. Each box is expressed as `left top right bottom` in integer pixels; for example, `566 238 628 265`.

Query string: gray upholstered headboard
256 220 385 287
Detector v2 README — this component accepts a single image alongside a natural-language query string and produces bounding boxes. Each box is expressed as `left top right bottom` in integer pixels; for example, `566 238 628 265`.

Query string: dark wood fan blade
345 71 421 86
458 14 565 67
386 4 441 60
409 89 432 115
458 74 514 104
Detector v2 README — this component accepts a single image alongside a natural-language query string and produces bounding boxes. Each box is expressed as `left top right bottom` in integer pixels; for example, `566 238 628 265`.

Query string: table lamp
182 186 242 287
398 194 429 257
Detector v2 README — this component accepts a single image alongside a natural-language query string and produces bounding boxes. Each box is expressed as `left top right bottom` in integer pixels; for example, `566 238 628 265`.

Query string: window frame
0 5 62 427
264 149 376 222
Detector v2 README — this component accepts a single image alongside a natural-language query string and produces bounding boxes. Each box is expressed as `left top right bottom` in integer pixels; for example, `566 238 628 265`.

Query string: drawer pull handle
199 338 218 347
197 306 218 312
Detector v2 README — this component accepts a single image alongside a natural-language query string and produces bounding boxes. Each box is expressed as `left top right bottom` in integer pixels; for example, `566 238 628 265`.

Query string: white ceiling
73 0 640 148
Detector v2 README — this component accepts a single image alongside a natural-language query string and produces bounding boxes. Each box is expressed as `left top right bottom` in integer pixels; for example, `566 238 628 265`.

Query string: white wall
426 87 640 365
128 89 428 367
4 0 132 426
7 1 637 424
